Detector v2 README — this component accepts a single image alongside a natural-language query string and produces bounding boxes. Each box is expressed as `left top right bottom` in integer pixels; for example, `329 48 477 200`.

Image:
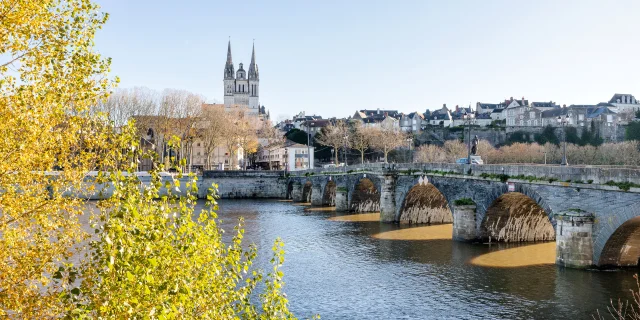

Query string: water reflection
470 242 556 268
205 199 639 319
304 206 337 213
372 224 453 241
328 212 380 222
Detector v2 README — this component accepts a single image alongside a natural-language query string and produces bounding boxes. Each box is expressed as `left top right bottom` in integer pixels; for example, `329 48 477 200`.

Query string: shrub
454 198 476 206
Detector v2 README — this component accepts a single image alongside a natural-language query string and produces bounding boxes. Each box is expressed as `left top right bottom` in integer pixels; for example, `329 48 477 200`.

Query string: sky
95 0 640 121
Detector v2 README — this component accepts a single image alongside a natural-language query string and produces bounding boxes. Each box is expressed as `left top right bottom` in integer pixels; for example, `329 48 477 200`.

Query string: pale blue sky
95 0 640 120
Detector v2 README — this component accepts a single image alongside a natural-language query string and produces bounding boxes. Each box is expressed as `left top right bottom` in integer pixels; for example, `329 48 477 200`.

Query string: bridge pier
335 186 348 211
380 173 397 222
555 211 595 268
311 184 323 206
452 205 477 242
291 183 303 202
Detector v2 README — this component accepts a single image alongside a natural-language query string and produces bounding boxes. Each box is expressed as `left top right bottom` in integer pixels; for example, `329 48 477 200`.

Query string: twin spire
224 39 258 80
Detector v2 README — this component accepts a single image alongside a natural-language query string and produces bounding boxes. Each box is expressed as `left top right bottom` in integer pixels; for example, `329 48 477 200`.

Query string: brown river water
83 199 640 319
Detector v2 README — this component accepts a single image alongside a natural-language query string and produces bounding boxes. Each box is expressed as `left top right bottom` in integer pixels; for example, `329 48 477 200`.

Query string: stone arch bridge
285 162 640 269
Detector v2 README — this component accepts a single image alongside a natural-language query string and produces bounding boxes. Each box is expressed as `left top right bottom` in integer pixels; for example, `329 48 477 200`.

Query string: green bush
454 198 476 206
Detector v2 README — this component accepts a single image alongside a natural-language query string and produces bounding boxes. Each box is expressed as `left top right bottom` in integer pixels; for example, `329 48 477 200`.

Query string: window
578 114 584 121
530 111 535 118
607 115 613 123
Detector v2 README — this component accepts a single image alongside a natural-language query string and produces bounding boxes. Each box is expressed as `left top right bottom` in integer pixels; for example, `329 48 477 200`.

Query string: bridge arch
322 180 336 206
302 180 313 203
349 175 380 212
398 179 452 224
478 184 554 242
286 181 294 200
597 203 640 267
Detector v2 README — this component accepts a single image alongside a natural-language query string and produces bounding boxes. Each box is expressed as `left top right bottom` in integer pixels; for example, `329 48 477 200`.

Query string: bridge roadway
285 162 640 269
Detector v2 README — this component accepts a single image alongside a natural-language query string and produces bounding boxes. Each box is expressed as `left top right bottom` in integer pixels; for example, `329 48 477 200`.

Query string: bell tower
223 39 235 108
248 42 260 113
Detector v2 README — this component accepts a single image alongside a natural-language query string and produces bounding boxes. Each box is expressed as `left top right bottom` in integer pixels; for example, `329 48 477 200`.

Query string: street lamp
343 134 349 172
557 115 569 166
463 111 476 164
331 147 335 165
406 137 413 163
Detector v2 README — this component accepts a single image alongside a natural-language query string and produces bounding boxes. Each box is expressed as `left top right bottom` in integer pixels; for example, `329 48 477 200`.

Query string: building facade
223 40 260 115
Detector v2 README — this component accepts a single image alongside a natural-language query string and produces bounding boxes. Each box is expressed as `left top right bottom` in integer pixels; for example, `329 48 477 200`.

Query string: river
203 199 637 319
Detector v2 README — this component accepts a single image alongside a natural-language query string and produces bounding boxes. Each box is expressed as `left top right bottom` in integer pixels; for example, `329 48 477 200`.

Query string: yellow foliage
0 0 122 317
1 1 299 318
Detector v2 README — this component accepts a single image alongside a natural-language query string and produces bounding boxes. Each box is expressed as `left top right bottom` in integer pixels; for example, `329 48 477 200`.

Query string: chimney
443 103 446 108
510 96 513 101
563 104 566 108
455 105 459 112
377 108 380 115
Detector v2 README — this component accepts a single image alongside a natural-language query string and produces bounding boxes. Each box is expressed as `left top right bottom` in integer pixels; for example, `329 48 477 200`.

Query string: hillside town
258 93 640 170
100 40 640 173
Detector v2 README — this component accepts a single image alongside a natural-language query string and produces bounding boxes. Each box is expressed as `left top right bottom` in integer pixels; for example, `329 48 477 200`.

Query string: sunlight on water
293 202 311 206
372 224 453 240
470 242 556 268
328 212 381 222
304 206 337 212
277 199 293 202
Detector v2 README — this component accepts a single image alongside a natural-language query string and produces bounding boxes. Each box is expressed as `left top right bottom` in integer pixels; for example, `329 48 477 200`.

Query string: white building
608 93 640 113
256 140 315 171
223 40 260 115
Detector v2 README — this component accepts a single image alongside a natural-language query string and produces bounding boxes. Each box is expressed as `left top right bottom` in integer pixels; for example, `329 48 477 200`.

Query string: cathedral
223 40 268 119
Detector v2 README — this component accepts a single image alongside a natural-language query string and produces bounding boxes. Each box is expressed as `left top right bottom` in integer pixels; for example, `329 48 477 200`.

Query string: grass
604 180 640 192
454 198 475 206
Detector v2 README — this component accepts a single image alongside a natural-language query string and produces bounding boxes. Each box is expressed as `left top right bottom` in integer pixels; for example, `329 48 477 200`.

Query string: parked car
456 156 484 165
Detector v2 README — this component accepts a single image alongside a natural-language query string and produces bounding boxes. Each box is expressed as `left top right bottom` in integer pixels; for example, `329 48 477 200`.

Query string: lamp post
557 115 569 166
406 137 413 163
463 111 475 164
331 147 335 165
343 134 349 173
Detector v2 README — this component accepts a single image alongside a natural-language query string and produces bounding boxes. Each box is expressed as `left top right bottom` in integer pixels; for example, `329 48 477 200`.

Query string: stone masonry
288 163 640 269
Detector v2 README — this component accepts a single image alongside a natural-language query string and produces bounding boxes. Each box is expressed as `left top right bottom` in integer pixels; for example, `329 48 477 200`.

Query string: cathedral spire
224 38 235 80
226 39 233 64
248 41 259 80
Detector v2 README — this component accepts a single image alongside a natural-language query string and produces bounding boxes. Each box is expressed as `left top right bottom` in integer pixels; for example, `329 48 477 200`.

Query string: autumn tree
369 123 408 163
0 0 123 317
350 122 376 164
200 104 229 170
1 1 299 318
316 120 349 165
94 86 158 129
414 144 449 163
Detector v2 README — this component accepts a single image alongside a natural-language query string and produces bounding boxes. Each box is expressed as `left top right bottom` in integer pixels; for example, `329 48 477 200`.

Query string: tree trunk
361 150 364 164
188 142 193 173
384 147 389 163
335 147 339 165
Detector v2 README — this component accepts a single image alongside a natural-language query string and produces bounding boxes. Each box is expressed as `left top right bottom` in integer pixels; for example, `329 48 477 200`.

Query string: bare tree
414 144 449 163
316 120 349 165
199 104 228 170
350 122 375 164
370 124 408 163
236 112 261 170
